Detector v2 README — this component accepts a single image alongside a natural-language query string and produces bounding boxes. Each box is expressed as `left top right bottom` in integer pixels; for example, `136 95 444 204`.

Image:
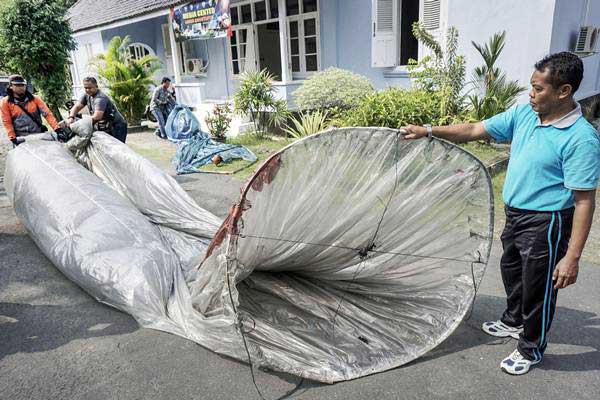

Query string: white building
67 0 600 117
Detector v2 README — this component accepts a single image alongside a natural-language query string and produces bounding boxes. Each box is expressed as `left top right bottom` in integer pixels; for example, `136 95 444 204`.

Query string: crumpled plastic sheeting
4 133 247 359
4 127 493 384
4 141 180 328
165 104 199 142
190 128 494 382
174 133 257 174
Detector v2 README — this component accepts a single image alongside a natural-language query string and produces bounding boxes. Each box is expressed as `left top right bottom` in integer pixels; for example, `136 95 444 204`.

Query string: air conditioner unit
185 58 206 74
574 26 598 53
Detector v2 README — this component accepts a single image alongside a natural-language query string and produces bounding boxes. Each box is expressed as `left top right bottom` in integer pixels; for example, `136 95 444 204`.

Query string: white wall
74 31 104 85
447 0 557 104
551 0 600 99
71 31 104 99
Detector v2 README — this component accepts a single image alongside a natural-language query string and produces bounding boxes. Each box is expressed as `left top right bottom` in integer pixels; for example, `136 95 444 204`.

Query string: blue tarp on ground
165 105 198 143
168 105 257 174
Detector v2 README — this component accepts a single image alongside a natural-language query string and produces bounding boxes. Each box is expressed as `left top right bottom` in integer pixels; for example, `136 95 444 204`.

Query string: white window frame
230 0 280 24
127 42 155 62
287 12 320 79
229 23 257 77
227 0 320 81
418 0 443 62
372 0 430 68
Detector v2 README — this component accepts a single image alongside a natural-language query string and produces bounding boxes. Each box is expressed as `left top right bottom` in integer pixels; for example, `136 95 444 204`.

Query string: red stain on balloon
251 154 282 192
204 203 244 260
202 154 282 262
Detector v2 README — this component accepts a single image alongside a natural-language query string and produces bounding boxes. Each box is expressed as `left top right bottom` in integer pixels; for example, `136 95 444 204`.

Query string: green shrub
333 88 467 129
94 35 161 125
205 103 232 141
283 110 329 138
408 22 467 122
293 67 374 112
233 69 290 137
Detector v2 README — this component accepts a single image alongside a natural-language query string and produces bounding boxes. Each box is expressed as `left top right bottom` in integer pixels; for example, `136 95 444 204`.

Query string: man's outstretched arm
401 122 493 143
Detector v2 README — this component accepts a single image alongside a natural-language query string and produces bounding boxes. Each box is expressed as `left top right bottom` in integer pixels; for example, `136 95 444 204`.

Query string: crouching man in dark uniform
67 77 128 143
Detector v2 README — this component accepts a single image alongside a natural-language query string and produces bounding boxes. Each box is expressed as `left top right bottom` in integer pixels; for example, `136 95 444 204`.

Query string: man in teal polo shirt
401 52 600 375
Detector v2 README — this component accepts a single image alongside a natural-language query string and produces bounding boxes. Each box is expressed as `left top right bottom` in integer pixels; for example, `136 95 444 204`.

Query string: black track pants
499 205 574 361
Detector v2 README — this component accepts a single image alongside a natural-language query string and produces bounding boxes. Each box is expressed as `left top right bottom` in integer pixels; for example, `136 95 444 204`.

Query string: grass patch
128 131 293 179
198 134 293 179
491 170 506 212
460 141 507 165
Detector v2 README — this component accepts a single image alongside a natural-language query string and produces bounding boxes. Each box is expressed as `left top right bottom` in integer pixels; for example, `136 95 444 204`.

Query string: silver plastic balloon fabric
4 126 493 383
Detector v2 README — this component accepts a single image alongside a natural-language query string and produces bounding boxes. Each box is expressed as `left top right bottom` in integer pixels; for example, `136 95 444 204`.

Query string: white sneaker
482 320 523 339
500 349 540 375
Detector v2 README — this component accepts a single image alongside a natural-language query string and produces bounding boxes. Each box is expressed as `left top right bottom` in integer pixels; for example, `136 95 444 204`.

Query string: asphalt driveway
1 130 599 400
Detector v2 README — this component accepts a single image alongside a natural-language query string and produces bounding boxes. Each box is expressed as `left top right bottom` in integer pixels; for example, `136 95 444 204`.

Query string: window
289 20 300 72
400 0 419 65
127 42 154 61
288 13 319 77
269 0 279 18
303 0 318 13
241 4 252 23
230 0 280 23
254 1 267 21
231 6 239 25
303 18 318 71
286 0 316 15
422 0 440 30
228 0 320 79
286 0 299 16
179 40 210 76
371 0 421 67
230 28 256 75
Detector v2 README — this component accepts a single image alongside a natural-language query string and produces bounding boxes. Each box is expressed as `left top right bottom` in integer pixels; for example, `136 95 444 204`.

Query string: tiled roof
67 0 188 32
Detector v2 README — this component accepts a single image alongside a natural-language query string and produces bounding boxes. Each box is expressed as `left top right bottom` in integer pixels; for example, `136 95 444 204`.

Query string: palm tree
94 36 161 125
468 31 526 120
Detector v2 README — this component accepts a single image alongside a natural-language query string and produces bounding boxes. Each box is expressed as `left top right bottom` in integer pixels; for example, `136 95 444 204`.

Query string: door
256 22 282 81
230 24 257 75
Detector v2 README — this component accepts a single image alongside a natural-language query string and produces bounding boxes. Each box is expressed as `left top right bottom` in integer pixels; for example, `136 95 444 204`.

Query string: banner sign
172 0 231 41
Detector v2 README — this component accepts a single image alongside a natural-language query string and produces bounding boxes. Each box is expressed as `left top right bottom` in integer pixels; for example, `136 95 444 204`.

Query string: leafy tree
468 31 526 120
0 0 76 118
408 22 467 124
94 35 161 125
61 0 78 7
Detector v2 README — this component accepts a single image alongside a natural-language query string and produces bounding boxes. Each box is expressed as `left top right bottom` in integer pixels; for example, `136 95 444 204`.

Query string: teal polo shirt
483 103 600 211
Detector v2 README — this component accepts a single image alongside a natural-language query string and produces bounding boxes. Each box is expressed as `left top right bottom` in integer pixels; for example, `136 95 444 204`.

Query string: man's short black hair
534 52 584 94
161 77 171 84
83 76 98 86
